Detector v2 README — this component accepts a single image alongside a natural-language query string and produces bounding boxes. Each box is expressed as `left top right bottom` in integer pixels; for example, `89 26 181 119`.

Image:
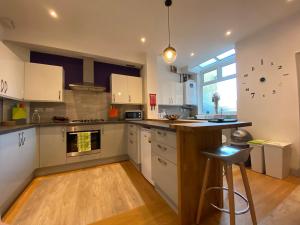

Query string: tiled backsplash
158 105 197 119
30 90 141 122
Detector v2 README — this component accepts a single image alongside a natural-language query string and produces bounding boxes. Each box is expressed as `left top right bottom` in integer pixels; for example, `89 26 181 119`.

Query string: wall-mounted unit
183 80 197 105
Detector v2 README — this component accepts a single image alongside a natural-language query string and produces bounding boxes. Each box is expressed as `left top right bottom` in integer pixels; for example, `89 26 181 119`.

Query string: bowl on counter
165 114 180 121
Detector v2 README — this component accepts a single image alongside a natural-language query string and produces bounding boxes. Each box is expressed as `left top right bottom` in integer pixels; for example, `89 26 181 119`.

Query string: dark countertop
0 120 176 135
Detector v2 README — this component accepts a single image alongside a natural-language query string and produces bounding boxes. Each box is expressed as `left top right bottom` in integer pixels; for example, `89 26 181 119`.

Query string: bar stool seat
196 146 257 225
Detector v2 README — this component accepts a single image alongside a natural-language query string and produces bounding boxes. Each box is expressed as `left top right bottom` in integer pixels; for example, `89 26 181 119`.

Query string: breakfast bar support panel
177 129 223 225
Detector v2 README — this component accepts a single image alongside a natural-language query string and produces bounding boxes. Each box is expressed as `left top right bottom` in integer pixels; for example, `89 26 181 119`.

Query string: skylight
199 58 217 68
216 49 236 60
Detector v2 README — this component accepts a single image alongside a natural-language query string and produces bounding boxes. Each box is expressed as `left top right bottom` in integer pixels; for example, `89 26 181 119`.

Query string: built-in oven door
66 129 101 157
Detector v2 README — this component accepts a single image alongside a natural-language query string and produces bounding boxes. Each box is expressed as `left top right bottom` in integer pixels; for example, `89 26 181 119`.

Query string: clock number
282 73 289 76
244 74 248 78
271 62 274 66
245 88 250 92
272 90 276 94
278 65 283 70
251 66 255 71
251 92 255 98
261 59 264 65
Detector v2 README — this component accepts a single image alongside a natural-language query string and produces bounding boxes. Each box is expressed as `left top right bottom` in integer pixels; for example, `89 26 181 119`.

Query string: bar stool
196 146 257 225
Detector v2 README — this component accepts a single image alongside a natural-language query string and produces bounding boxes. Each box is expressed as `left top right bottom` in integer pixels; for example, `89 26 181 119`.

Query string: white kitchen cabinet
111 74 143 105
24 62 64 102
0 128 36 215
101 124 126 158
0 42 25 100
159 81 183 106
127 124 141 168
140 128 153 184
39 126 66 167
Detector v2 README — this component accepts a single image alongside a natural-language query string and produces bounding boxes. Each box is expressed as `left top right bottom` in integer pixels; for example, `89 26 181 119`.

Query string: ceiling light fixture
49 9 58 19
190 52 195 57
226 30 232 36
140 37 146 43
162 0 177 64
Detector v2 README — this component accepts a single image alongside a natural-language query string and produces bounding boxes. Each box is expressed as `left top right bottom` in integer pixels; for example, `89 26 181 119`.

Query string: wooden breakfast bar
170 121 252 225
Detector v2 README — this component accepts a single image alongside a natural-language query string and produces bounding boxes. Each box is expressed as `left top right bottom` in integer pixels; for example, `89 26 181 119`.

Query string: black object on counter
208 118 238 123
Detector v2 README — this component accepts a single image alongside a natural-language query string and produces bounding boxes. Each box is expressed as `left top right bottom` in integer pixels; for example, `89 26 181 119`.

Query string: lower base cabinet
39 126 66 168
152 152 178 208
0 128 36 215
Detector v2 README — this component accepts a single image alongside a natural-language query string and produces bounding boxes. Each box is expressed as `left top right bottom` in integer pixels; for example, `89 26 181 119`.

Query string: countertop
0 120 176 135
0 120 251 135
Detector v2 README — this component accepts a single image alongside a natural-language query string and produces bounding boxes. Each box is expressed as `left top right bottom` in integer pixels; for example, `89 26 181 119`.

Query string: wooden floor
2 161 300 225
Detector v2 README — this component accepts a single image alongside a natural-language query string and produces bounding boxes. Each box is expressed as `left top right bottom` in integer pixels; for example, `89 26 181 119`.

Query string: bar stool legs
196 158 211 224
226 164 236 225
196 162 257 225
239 163 257 225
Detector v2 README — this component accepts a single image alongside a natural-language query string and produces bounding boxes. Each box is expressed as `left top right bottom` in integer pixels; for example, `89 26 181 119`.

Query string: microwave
125 110 143 120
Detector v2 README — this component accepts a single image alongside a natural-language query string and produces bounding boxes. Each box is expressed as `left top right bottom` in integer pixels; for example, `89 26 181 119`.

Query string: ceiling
1 0 300 68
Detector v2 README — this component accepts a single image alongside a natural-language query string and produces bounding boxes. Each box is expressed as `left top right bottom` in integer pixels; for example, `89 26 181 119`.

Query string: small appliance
125 110 143 120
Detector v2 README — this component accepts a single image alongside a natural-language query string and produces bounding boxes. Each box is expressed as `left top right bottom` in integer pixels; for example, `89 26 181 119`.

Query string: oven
66 125 101 157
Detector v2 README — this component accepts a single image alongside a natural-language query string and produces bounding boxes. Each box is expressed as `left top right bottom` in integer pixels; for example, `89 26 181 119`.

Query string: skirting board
290 168 300 177
35 155 129 177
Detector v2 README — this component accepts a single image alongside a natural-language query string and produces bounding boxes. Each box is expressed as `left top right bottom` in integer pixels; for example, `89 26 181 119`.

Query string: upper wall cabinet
111 74 143 104
0 42 25 100
159 81 183 106
24 62 64 102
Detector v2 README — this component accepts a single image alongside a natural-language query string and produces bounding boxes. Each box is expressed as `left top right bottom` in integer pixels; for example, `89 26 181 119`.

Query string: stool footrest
206 186 250 215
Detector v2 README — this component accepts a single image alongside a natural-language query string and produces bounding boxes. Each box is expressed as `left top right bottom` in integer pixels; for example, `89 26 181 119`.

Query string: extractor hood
69 57 106 92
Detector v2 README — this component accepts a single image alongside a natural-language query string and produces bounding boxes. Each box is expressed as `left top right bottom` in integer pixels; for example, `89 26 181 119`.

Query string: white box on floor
264 141 291 179
250 144 265 173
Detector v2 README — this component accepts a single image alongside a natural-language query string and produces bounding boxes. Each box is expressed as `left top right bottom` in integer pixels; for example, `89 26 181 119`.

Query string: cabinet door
111 74 128 104
0 42 24 100
175 83 183 105
101 124 126 158
20 128 37 180
24 63 64 102
140 129 153 184
0 129 37 213
39 126 66 167
127 76 143 104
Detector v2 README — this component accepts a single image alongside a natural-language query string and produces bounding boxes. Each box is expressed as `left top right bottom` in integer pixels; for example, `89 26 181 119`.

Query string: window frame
197 55 236 115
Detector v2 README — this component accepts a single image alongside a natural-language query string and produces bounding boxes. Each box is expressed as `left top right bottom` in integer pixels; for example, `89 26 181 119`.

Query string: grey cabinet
127 124 140 166
151 128 178 210
39 126 66 167
0 128 36 215
101 124 126 158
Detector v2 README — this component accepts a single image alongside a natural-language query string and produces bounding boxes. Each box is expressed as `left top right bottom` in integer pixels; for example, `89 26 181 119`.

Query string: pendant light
162 0 177 64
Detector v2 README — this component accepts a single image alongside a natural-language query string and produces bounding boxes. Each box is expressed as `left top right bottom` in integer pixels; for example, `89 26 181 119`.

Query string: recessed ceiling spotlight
226 30 232 36
49 9 58 19
287 0 294 3
190 52 195 57
140 37 146 43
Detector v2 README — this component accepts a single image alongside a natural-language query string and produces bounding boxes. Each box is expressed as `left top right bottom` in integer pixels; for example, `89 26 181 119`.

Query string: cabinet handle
113 94 115 102
129 95 131 102
102 126 104 135
157 144 162 149
58 91 61 100
18 133 21 147
62 128 65 140
130 132 134 136
4 81 7 94
0 80 4 93
157 157 167 166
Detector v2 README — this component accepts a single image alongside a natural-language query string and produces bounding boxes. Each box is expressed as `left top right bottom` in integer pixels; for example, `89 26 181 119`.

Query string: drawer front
152 152 178 206
152 141 177 164
152 129 176 148
128 129 137 142
128 124 137 134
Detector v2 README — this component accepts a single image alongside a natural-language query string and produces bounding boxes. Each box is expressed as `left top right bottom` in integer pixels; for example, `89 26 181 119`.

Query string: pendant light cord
168 6 171 47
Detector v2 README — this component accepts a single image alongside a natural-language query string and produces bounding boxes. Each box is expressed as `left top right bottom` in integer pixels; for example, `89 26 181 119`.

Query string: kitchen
1 1 300 225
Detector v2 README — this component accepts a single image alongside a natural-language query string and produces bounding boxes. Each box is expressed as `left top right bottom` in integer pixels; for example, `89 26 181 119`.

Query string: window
199 60 237 115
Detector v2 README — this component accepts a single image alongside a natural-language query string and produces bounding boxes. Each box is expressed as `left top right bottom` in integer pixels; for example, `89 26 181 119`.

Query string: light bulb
163 46 177 64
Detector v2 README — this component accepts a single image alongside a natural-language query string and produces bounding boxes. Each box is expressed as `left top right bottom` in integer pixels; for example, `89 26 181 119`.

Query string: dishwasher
140 128 153 185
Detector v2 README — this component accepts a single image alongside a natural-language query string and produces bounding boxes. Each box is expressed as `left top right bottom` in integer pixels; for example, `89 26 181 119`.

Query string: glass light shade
163 46 177 64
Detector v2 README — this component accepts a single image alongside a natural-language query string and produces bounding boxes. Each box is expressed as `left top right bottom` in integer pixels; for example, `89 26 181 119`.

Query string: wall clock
240 58 289 100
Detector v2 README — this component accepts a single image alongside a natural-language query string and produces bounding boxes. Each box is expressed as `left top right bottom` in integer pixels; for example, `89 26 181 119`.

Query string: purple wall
30 51 140 92
94 61 140 92
30 51 83 90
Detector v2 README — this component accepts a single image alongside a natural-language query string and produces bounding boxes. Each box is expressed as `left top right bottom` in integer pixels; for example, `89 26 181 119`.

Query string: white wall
236 13 300 172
